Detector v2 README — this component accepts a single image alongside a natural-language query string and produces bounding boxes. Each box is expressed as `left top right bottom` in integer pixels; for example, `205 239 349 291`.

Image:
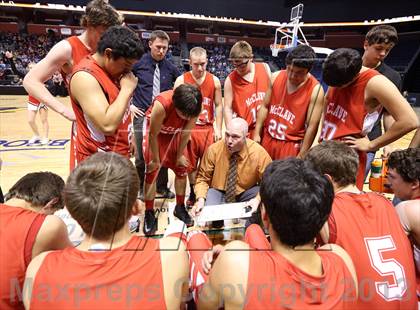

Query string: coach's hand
246 196 261 214
120 72 138 94
191 198 205 217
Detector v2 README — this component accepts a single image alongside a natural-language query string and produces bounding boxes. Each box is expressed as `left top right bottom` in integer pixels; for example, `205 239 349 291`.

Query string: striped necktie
224 152 239 203
152 63 160 99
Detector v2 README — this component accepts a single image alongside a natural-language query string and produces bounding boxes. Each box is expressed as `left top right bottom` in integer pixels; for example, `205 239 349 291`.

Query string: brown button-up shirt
195 138 272 199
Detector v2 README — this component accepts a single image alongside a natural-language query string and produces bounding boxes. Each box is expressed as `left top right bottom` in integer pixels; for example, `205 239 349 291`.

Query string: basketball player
174 47 223 205
197 158 358 309
224 40 271 137
23 152 189 309
69 26 143 163
306 141 417 308
320 48 418 189
389 148 420 298
253 45 324 159
23 0 123 169
0 172 71 310
143 84 202 235
4 52 50 145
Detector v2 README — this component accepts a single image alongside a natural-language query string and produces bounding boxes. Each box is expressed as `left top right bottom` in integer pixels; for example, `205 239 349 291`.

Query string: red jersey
146 90 188 134
265 70 319 142
229 62 270 130
320 69 379 141
0 204 46 310
62 36 91 85
245 249 357 309
328 192 417 309
30 236 166 309
184 71 216 126
70 56 131 160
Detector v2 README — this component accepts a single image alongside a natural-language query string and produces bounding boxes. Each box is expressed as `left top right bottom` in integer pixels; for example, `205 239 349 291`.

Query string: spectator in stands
0 172 71 310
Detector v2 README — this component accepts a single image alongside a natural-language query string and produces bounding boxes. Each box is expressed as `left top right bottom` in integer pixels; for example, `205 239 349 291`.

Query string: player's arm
70 71 137 135
346 75 418 152
298 84 325 158
177 116 198 164
148 101 166 168
253 71 277 142
23 251 51 309
32 215 72 258
173 75 184 89
198 241 249 310
320 243 358 297
213 76 223 141
160 237 189 309
409 128 420 148
396 200 420 239
22 40 75 121
223 77 234 127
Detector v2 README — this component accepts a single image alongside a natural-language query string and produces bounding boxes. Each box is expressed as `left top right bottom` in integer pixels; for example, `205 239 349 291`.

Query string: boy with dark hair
253 44 324 159
23 152 189 309
70 26 144 163
0 172 71 310
198 158 358 309
306 141 417 309
389 148 420 296
320 48 418 189
143 84 202 235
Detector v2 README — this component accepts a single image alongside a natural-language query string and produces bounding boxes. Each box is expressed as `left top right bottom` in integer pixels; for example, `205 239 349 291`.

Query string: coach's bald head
225 117 248 154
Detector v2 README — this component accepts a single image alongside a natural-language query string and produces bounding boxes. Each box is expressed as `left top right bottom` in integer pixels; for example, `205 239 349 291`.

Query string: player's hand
129 133 137 157
130 104 145 118
146 160 160 173
176 155 189 168
245 197 260 213
5 51 13 59
252 134 261 144
214 129 222 141
120 72 138 94
202 244 224 274
382 145 393 158
191 198 205 217
342 136 372 152
61 107 76 121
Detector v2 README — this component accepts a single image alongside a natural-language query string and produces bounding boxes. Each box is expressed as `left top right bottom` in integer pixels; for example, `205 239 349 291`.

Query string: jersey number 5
364 236 408 301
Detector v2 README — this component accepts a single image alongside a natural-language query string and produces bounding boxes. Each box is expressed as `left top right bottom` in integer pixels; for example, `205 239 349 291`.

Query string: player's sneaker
40 138 49 145
174 204 193 227
143 209 157 236
28 136 40 144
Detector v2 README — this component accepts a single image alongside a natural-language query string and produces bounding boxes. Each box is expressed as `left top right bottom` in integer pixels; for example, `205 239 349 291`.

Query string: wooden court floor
0 94 417 195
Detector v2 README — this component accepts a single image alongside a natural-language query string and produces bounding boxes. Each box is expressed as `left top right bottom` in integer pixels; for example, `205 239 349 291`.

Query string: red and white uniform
262 70 319 159
183 71 216 171
29 237 166 309
65 36 92 171
320 69 380 189
0 204 46 310
327 192 417 309
229 62 270 137
244 225 357 309
143 90 189 178
27 95 47 111
70 55 131 163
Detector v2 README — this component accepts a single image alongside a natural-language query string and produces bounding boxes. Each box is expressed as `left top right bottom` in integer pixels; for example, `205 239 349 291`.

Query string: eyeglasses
229 58 250 68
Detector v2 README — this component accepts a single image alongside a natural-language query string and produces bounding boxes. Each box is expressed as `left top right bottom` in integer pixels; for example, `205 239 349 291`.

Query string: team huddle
1 0 419 309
